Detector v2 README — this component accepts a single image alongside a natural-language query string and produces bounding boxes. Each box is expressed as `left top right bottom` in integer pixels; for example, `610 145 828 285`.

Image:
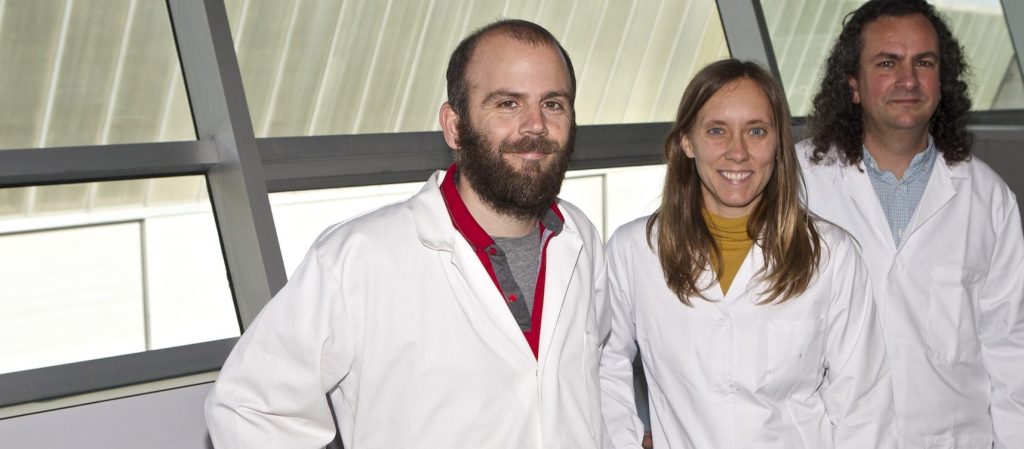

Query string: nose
896 64 920 91
520 105 548 137
724 134 750 162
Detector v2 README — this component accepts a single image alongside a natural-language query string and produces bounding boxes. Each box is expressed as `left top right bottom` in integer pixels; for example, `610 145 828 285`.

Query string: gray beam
0 338 235 408
715 0 781 79
0 141 217 187
1002 0 1024 81
258 123 669 192
166 0 286 328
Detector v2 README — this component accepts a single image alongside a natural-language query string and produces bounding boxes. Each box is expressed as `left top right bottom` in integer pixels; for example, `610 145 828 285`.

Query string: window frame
0 0 1021 411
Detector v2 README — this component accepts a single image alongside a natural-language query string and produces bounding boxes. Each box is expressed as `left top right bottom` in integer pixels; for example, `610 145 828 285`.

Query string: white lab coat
600 216 897 449
205 170 610 449
798 139 1024 449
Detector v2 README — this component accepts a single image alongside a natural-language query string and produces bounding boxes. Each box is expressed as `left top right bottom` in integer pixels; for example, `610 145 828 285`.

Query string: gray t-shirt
492 226 541 315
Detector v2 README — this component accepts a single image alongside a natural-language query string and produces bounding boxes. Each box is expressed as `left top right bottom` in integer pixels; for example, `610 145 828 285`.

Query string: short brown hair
445 19 576 119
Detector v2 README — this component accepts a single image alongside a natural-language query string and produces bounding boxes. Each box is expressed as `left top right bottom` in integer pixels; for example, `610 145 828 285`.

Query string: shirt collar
439 163 563 252
862 135 937 181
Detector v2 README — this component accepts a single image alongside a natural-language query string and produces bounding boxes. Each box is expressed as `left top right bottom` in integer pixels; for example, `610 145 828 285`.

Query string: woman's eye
707 127 725 135
749 127 767 137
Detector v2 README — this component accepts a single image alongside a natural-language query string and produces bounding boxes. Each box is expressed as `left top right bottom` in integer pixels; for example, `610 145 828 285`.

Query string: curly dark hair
807 0 972 166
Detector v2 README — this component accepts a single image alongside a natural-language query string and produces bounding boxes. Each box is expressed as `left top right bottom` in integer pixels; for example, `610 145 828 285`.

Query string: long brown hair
647 59 820 306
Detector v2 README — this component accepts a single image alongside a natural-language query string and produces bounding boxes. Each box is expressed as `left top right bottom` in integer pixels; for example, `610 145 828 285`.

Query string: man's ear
439 102 461 150
847 76 861 104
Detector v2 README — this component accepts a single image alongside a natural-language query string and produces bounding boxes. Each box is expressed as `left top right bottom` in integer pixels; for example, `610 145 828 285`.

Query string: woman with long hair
599 59 896 448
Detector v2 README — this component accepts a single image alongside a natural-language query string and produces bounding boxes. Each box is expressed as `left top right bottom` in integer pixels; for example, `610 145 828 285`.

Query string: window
226 0 730 136
0 176 236 375
0 0 193 150
269 165 667 276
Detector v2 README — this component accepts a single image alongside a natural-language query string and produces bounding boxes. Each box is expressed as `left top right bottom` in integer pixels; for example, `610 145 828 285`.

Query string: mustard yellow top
703 210 754 295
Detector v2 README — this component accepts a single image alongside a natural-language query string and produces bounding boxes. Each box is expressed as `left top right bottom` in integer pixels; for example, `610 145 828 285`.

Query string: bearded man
205 19 610 449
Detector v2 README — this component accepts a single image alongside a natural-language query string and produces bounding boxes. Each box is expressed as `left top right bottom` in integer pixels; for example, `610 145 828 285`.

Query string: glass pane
0 0 194 150
225 0 729 137
761 0 1024 115
270 164 667 277
0 176 236 374
562 165 666 240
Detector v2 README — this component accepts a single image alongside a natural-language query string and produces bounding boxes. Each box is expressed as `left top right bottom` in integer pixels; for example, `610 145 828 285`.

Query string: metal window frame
0 0 281 409
716 0 781 79
0 0 1022 411
1003 0 1024 82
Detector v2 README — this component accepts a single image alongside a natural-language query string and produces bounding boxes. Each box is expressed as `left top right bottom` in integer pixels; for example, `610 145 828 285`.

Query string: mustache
498 136 561 155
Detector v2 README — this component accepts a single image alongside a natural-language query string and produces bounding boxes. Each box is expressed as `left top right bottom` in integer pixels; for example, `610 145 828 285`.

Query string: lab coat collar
407 170 538 362
535 223 584 368
839 162 898 251
407 170 456 252
408 167 565 250
835 144 968 252
900 154 964 248
693 244 761 306
406 167 584 366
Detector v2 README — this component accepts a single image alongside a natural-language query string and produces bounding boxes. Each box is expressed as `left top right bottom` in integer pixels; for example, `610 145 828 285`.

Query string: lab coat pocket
927 266 983 365
765 317 825 392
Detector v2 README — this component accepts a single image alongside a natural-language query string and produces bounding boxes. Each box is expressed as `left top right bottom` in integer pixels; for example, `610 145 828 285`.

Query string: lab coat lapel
411 172 536 364
696 270 725 303
536 226 584 369
724 245 760 305
841 163 897 250
901 158 958 248
448 240 537 363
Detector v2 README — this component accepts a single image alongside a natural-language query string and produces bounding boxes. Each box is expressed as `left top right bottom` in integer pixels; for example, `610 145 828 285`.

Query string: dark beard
456 118 575 220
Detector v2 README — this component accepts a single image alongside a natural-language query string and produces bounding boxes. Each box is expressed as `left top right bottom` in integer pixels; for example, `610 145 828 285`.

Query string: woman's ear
681 134 695 158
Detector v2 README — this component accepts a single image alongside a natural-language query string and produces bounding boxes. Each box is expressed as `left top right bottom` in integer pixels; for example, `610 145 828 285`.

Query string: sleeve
599 235 646 449
979 196 1024 449
205 246 356 449
819 234 899 449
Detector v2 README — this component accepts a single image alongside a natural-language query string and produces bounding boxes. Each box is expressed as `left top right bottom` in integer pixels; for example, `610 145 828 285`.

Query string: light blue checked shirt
862 137 938 246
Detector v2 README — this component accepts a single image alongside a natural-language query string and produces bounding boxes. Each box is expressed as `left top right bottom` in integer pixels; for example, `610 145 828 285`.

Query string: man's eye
917 60 936 68
878 60 895 68
543 101 565 112
498 100 518 109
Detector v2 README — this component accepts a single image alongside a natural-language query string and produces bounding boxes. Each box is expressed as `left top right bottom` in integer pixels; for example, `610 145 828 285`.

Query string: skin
682 78 777 219
439 34 574 237
848 13 941 178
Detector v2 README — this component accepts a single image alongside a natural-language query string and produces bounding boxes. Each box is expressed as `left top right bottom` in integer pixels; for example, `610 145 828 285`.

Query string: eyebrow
541 90 572 101
870 51 939 61
480 89 572 105
702 118 773 127
481 90 524 105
